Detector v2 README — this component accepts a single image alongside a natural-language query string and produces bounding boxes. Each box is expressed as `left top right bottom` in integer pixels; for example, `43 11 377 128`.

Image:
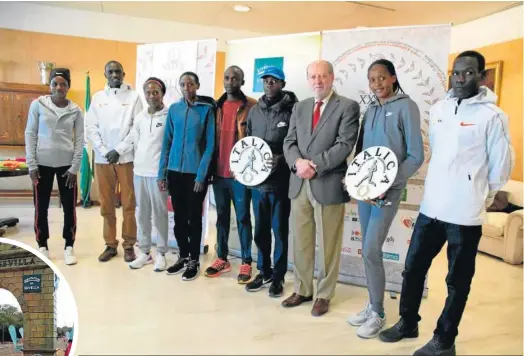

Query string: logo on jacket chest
229 136 273 186
345 146 398 201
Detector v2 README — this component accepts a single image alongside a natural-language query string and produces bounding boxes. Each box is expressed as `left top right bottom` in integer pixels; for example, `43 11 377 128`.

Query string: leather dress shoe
311 298 330 317
281 293 313 308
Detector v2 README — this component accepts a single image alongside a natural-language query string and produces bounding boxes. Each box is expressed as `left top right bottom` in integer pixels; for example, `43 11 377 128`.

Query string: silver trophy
37 61 55 85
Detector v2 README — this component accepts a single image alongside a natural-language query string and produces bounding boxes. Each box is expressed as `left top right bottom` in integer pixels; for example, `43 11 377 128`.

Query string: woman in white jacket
24 68 84 265
118 77 170 272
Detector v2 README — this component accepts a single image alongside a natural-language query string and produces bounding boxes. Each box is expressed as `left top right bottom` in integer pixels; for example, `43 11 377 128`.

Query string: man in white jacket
118 77 170 272
379 51 514 356
86 61 143 263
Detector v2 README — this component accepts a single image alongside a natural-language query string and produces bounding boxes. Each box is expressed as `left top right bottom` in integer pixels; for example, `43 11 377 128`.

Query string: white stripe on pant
134 175 169 254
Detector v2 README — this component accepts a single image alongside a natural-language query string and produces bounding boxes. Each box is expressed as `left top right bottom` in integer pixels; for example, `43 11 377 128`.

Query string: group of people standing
24 48 513 356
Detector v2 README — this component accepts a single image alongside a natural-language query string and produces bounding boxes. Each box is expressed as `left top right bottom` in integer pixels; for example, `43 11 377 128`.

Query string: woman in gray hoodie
346 59 424 338
25 68 84 266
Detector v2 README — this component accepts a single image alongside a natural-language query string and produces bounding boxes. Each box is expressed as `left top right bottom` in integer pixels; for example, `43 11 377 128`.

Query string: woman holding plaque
346 59 424 338
157 72 216 281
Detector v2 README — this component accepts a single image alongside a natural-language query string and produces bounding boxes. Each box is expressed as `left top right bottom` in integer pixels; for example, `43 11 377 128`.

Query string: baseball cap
259 66 285 81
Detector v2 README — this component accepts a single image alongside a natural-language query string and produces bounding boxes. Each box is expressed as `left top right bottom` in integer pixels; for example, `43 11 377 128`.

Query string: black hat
50 68 71 87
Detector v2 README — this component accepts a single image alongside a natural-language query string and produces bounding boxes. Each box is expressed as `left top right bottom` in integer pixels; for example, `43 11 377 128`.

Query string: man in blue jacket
379 51 514 356
244 67 298 298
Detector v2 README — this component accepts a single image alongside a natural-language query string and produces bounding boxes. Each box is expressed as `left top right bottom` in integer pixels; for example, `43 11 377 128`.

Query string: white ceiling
38 1 522 35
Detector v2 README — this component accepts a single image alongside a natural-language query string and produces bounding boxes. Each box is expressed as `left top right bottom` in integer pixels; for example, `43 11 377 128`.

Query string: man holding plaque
205 66 258 283
244 66 298 297
282 60 360 316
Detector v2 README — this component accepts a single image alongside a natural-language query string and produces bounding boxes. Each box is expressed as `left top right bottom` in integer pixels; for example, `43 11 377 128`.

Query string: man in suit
282 60 360 316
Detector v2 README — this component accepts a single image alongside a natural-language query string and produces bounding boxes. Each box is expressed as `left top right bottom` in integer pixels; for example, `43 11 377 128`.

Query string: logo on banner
344 210 359 222
341 247 352 254
401 217 415 229
358 248 363 255
383 252 400 261
350 230 362 242
229 136 273 186
345 146 398 201
385 236 395 245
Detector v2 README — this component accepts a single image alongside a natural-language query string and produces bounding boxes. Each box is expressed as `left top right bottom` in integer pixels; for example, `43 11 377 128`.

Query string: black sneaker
166 256 189 275
182 260 200 281
413 336 456 356
245 274 273 292
268 280 284 298
378 318 419 343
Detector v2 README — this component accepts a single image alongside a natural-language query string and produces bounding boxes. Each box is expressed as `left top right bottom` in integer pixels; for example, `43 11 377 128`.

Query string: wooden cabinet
0 82 49 146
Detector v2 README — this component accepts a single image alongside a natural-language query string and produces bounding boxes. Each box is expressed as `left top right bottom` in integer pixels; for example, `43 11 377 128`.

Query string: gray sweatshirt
355 94 424 190
25 95 85 174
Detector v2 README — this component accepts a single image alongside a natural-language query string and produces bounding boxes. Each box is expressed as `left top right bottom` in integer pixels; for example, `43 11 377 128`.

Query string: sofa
479 180 523 265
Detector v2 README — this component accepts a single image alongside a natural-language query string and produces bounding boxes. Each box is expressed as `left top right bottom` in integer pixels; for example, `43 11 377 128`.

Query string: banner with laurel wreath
320 25 451 295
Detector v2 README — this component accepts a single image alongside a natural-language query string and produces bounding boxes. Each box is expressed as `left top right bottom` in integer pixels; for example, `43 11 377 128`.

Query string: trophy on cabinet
37 61 56 85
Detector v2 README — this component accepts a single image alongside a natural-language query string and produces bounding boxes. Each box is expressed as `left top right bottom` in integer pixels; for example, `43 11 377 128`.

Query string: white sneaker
38 247 50 259
356 311 386 338
64 247 77 265
129 252 153 269
154 253 167 272
347 303 372 326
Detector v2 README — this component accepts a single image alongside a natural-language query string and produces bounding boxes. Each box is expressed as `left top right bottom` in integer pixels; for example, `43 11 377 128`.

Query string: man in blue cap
244 66 298 297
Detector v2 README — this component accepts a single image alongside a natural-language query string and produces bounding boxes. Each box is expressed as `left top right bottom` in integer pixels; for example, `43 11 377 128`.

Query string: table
0 168 29 236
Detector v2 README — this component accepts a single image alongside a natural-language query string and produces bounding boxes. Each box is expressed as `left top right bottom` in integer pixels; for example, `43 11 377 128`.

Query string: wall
0 28 138 191
449 6 523 182
449 38 523 181
0 2 269 51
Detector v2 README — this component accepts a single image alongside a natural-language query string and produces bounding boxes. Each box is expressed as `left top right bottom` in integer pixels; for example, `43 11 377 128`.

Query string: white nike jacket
85 83 143 164
420 86 514 226
118 106 168 177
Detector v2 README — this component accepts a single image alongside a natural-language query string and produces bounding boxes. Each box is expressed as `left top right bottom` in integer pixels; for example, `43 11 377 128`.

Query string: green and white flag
79 73 92 208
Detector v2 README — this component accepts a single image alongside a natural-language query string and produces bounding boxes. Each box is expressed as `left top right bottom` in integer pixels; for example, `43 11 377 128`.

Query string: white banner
136 39 217 106
320 24 451 295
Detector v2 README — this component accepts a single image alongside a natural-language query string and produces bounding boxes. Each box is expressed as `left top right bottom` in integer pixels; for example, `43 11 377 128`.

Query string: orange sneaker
204 258 231 277
237 263 252 284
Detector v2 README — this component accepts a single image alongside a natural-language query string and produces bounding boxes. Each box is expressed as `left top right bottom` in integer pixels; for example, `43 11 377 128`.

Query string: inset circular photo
0 238 78 356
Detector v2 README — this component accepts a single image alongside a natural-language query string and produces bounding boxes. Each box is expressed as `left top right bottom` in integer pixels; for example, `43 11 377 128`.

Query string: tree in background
0 304 23 343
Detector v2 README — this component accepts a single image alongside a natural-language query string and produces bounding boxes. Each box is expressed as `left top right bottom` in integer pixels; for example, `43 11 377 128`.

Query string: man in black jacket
244 66 298 297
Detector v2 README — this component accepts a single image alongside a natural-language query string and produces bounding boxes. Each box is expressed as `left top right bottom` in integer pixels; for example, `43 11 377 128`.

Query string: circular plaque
345 146 399 201
229 136 273 186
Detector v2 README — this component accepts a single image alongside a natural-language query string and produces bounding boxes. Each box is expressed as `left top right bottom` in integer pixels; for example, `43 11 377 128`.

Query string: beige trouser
291 180 345 300
95 163 137 250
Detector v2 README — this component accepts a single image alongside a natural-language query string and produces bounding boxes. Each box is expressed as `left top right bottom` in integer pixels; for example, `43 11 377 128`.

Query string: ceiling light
233 4 251 12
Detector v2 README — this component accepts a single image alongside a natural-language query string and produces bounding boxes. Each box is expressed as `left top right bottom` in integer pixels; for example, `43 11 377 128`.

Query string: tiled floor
0 201 522 355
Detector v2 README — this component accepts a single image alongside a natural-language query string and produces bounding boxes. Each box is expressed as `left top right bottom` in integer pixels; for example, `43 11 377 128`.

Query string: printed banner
136 39 217 106
253 56 284 92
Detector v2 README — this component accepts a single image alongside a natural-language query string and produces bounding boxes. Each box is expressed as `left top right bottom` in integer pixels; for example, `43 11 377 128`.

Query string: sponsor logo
358 248 362 255
350 230 362 242
277 122 287 128
345 210 359 222
401 217 415 229
383 252 400 261
460 122 475 127
341 247 352 254
385 236 395 245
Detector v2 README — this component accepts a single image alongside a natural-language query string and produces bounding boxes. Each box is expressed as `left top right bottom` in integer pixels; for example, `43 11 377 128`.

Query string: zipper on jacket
150 114 153 133
180 107 190 169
